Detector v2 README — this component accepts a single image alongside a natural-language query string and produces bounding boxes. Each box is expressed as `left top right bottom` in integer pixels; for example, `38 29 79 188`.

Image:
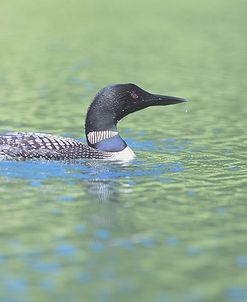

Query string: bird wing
0 132 111 160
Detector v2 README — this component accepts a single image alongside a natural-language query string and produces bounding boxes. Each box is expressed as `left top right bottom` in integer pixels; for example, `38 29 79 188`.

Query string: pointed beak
146 93 188 106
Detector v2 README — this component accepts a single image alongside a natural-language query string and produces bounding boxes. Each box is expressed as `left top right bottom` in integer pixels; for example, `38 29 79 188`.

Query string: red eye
130 91 139 100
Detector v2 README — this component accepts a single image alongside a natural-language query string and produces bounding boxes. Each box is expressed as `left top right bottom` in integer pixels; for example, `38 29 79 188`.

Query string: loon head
87 83 186 124
85 83 187 152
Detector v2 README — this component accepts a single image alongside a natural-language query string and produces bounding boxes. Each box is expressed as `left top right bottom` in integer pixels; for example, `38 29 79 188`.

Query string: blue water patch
54 244 77 256
227 166 240 171
118 279 135 294
39 278 55 291
162 138 191 153
95 229 110 240
5 278 27 293
235 256 247 268
186 189 196 197
157 177 171 183
74 224 86 234
0 161 66 180
226 287 247 301
51 208 61 215
186 245 202 256
31 262 61 273
154 162 184 173
75 271 91 284
58 195 74 202
140 237 155 248
215 207 225 215
30 180 42 187
125 137 191 153
99 269 115 281
165 236 178 247
0 253 6 262
155 293 170 302
125 138 155 151
0 157 184 182
117 239 134 250
7 239 22 249
164 138 177 143
89 241 105 253
94 288 111 302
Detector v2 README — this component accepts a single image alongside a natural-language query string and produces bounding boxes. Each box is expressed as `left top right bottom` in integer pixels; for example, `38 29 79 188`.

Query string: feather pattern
0 132 112 160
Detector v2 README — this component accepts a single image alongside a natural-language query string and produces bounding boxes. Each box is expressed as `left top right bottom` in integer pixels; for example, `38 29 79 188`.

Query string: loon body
0 83 186 161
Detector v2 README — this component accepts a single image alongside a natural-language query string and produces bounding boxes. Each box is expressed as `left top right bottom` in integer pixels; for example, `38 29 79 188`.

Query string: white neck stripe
87 130 118 144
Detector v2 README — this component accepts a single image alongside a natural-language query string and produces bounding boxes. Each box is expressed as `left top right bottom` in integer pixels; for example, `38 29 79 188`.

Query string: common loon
0 83 187 161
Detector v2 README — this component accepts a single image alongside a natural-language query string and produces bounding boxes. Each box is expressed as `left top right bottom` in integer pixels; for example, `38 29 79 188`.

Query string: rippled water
0 0 247 301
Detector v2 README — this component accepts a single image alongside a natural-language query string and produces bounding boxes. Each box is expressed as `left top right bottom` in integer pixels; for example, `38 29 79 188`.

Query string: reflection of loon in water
87 179 118 203
0 83 187 161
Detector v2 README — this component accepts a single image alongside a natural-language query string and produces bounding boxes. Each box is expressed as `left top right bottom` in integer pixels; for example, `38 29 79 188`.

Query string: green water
0 0 247 301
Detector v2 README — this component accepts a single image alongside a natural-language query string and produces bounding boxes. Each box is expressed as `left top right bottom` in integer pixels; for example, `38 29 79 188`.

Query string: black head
85 83 187 133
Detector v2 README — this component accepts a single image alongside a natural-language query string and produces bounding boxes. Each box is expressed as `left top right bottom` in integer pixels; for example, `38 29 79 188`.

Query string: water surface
0 0 247 301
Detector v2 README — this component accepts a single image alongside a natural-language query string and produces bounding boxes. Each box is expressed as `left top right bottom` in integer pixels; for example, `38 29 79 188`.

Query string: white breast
108 146 136 162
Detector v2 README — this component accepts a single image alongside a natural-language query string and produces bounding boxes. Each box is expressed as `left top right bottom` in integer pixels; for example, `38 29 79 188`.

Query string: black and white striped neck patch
87 130 118 145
